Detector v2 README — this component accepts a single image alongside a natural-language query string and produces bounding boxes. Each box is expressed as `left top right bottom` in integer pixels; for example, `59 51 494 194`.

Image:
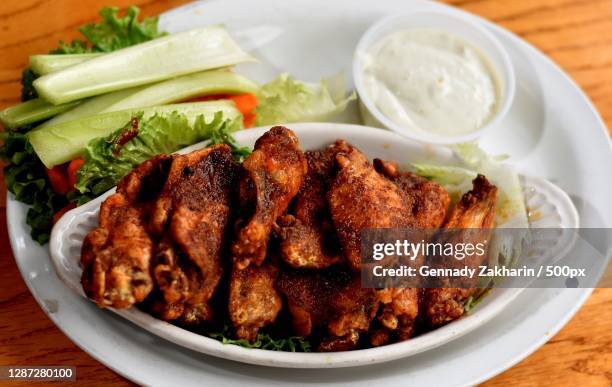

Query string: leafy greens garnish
75 112 247 202
1 130 68 244
3 5 166 243
51 6 167 54
255 73 355 126
208 323 311 352
21 69 39 102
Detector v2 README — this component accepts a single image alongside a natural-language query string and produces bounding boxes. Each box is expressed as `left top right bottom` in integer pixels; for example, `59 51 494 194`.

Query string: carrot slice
67 158 85 189
229 93 258 115
243 112 256 128
45 164 70 195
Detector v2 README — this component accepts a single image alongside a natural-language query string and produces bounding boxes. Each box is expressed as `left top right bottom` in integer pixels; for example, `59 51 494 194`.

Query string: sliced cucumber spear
0 98 81 129
39 70 258 128
29 53 102 75
34 26 255 105
28 101 240 168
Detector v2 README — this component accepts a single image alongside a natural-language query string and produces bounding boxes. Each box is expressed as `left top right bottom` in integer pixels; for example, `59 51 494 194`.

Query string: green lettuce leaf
51 6 166 54
1 130 68 244
51 40 92 55
254 73 355 126
21 68 39 102
208 322 311 352
411 164 477 204
75 112 245 201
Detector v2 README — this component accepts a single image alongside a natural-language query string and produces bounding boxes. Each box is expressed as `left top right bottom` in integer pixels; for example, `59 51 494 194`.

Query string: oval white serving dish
49 123 578 368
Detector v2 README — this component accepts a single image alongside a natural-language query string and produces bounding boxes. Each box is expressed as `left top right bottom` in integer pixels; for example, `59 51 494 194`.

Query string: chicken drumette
363 160 450 345
81 154 174 308
327 142 415 272
276 145 344 269
277 268 378 351
425 175 497 326
374 159 450 229
229 261 283 341
231 126 307 269
228 127 306 340
147 145 240 325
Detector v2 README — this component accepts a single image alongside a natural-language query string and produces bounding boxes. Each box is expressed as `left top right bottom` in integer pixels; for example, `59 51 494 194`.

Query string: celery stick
34 26 255 105
0 98 81 129
39 70 258 128
38 86 146 128
29 54 102 75
99 70 259 109
28 101 240 168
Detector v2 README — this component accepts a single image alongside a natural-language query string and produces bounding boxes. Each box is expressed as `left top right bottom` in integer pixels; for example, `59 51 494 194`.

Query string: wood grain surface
0 0 610 385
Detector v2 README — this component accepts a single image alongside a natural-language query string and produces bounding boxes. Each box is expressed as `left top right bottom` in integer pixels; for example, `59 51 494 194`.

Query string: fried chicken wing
232 126 307 269
327 142 414 271
148 145 239 325
277 268 377 351
277 268 349 337
81 155 173 308
321 275 378 351
442 175 497 229
425 175 497 326
276 146 344 269
370 288 421 346
374 159 450 229
229 262 282 341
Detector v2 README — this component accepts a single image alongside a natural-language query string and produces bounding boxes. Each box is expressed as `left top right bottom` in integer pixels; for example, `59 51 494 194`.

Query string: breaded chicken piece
81 155 173 308
232 126 307 269
327 142 414 271
277 268 377 351
425 175 497 326
276 145 344 269
319 275 378 351
229 262 282 341
374 159 450 229
370 288 421 346
364 162 449 344
277 268 350 337
148 145 239 325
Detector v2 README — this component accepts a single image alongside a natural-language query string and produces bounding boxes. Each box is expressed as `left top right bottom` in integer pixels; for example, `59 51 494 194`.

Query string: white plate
48 124 579 368
7 0 611 385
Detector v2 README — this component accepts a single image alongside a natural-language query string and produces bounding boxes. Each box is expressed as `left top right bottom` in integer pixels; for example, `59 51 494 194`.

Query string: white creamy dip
361 29 501 136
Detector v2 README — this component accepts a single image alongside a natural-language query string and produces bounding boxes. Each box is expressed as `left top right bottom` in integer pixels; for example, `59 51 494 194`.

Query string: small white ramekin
353 10 516 144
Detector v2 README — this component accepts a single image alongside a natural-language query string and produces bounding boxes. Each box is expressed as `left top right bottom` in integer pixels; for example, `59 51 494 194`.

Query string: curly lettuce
75 112 245 201
255 73 355 126
51 6 167 54
208 323 311 352
1 130 68 244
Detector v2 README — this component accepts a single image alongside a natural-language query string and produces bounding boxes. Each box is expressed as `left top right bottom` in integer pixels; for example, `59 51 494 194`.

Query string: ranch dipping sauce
361 29 501 136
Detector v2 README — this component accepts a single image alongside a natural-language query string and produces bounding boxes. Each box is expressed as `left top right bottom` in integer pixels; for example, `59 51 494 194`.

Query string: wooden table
0 0 610 385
